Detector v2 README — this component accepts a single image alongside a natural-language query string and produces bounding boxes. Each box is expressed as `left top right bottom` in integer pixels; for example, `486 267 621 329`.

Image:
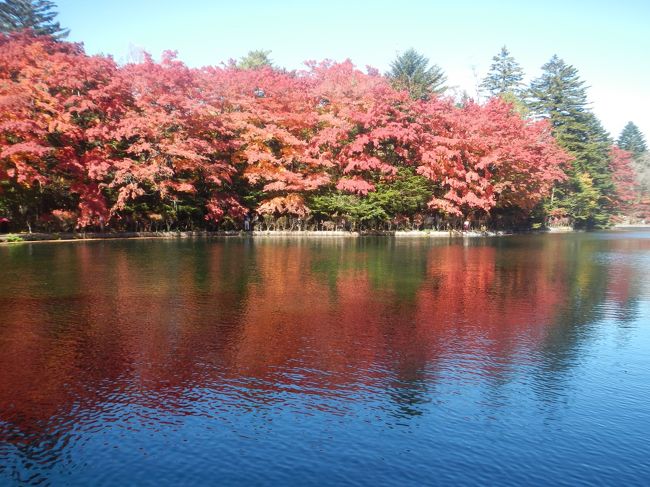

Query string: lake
1 232 649 486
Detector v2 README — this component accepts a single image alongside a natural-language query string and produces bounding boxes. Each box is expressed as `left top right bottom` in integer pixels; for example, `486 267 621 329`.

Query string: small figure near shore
0 217 9 234
463 220 470 232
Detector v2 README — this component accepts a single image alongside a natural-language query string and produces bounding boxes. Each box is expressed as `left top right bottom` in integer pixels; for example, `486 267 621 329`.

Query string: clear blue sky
57 0 650 140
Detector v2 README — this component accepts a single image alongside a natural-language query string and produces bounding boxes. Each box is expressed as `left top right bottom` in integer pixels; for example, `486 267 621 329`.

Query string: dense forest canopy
0 5 646 233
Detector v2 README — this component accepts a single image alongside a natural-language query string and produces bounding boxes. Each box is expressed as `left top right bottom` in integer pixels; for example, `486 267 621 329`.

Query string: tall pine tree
528 55 615 228
480 46 524 97
0 0 68 39
617 122 647 156
387 48 447 100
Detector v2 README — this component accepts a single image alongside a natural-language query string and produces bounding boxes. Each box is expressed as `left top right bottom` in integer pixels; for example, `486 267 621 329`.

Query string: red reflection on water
0 237 640 439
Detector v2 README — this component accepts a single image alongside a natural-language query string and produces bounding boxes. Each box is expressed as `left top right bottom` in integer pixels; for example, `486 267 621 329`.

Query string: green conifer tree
0 0 68 38
617 122 647 156
237 50 273 70
528 55 615 228
387 48 447 100
480 46 524 97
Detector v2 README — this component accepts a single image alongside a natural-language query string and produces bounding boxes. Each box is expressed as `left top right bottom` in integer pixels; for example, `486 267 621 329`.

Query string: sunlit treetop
237 49 274 70
386 48 447 100
480 46 524 98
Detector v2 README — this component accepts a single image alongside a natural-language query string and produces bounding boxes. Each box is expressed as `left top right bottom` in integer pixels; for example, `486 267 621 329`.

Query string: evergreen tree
617 122 647 156
387 48 446 99
528 55 588 133
237 49 273 70
529 55 615 228
0 0 68 38
480 46 524 97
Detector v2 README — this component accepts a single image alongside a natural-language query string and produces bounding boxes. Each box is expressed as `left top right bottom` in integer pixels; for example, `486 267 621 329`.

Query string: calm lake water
1 232 649 486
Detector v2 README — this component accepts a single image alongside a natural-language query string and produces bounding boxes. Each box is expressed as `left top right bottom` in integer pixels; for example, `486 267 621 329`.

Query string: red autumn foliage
609 146 638 213
413 98 570 216
0 33 118 225
0 33 574 229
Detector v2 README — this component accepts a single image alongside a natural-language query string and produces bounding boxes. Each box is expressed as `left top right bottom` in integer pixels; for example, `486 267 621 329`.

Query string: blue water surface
1 231 649 485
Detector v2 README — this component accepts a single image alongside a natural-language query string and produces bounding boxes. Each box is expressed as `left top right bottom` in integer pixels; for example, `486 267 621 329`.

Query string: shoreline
1 224 647 245
1 229 504 244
